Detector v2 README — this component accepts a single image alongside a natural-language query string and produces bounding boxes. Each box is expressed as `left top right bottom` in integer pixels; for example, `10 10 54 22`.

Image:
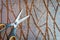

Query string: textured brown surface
0 0 60 40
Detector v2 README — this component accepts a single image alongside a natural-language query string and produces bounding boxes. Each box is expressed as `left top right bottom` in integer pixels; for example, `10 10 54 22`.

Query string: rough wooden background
0 0 60 40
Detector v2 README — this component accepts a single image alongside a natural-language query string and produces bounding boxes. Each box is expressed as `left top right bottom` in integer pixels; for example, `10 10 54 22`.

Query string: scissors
0 9 29 40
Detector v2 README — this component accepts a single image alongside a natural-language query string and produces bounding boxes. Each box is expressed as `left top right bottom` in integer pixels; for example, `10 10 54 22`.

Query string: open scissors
0 9 29 40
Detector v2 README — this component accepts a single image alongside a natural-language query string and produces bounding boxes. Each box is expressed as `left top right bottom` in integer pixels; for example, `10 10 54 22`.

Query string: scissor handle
7 28 18 40
9 36 16 40
0 24 6 32
6 24 13 28
0 24 13 32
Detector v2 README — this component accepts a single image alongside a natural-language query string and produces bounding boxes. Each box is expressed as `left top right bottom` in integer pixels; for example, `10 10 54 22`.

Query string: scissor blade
15 9 23 22
16 15 29 27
